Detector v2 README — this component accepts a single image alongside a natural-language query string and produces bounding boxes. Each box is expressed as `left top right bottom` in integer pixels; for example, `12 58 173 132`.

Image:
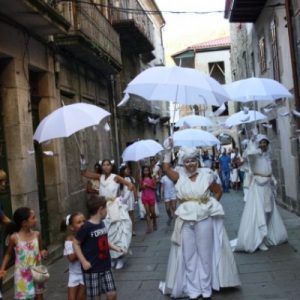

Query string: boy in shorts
74 195 126 300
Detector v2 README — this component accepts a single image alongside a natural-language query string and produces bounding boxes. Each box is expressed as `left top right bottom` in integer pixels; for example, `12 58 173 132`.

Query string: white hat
256 134 270 143
179 147 200 162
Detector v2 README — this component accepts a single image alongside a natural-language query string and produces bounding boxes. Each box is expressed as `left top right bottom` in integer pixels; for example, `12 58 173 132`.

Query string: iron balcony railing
51 0 122 66
110 0 154 50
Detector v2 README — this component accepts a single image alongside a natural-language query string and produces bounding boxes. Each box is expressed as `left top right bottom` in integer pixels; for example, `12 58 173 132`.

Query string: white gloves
80 155 87 171
271 175 278 187
163 137 173 150
163 137 173 163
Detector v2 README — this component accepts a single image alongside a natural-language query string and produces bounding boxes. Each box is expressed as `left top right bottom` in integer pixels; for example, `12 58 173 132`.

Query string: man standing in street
201 149 214 169
219 148 231 193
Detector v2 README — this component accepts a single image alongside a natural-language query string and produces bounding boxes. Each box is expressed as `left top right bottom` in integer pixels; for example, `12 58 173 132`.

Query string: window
270 19 280 81
250 52 255 76
259 36 267 73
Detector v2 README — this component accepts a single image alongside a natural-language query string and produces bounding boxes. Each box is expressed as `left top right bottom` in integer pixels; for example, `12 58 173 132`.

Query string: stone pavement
4 190 300 299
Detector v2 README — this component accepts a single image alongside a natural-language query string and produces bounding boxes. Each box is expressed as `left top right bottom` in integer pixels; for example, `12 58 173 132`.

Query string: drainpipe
285 0 300 208
159 21 166 66
285 0 300 128
109 74 121 166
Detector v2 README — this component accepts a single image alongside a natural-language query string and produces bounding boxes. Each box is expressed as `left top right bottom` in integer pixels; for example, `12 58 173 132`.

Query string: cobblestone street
4 190 300 299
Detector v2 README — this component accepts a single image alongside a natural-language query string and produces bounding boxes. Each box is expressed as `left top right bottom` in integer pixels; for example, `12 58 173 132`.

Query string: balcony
118 94 152 119
54 1 122 74
110 1 154 55
0 0 70 36
117 94 169 122
224 0 267 22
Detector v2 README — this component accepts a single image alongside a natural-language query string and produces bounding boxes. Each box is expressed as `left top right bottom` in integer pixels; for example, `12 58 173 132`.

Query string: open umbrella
123 66 229 106
224 77 293 102
175 115 214 127
172 129 220 148
33 103 111 143
225 110 267 127
122 139 163 162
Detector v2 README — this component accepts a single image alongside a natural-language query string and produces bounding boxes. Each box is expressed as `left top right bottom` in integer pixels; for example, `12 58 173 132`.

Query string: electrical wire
55 1 285 16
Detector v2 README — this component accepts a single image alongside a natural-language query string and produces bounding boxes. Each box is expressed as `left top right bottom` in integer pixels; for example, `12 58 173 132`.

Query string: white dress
240 156 251 202
64 240 84 287
99 174 132 259
120 176 135 211
159 168 240 298
233 141 288 252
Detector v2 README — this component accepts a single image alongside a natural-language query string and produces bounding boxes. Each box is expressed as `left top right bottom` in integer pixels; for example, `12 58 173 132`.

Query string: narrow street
4 190 300 299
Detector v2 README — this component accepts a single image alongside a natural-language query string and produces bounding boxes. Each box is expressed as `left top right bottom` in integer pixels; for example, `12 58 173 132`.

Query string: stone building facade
225 0 300 214
0 0 168 252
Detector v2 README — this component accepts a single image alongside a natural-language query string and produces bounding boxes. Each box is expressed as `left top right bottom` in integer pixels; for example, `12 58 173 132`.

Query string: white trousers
181 217 213 298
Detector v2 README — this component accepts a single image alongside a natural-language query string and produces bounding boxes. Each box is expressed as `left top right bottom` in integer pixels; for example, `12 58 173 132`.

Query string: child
0 169 11 300
0 207 48 300
73 196 126 300
160 171 177 226
61 212 86 300
119 165 137 236
140 166 157 233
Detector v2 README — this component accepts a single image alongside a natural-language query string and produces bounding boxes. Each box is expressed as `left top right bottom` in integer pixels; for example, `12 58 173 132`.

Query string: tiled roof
171 36 231 59
188 36 231 51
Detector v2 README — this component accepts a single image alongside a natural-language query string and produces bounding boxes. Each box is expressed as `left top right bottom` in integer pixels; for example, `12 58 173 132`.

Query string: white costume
121 176 135 211
160 168 240 298
240 155 251 202
99 174 132 259
233 137 288 252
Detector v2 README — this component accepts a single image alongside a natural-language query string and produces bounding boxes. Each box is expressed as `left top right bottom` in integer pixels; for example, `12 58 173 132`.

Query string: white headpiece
256 134 270 143
65 214 71 226
179 147 200 163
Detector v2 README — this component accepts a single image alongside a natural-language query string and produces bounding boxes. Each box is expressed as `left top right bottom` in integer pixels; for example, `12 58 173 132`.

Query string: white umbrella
122 139 163 162
225 110 267 127
33 103 111 143
172 129 220 148
175 115 214 127
224 77 293 102
123 66 229 106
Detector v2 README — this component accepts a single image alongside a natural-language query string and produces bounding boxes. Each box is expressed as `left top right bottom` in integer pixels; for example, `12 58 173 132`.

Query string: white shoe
259 243 269 251
115 259 124 270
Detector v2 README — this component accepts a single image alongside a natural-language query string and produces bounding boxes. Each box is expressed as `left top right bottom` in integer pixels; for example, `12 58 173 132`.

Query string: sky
155 0 230 66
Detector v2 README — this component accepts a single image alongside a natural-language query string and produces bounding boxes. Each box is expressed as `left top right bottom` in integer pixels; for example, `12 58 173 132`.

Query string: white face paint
183 158 198 177
259 140 269 152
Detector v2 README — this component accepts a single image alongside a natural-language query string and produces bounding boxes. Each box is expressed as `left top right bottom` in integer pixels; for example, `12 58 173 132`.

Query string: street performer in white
233 134 288 252
159 139 240 300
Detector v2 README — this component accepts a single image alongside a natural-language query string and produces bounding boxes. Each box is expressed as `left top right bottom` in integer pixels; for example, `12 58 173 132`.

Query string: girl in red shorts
140 166 157 233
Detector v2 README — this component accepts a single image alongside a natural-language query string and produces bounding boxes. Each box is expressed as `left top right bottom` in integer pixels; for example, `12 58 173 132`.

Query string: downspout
109 74 121 166
285 0 300 210
285 0 300 128
160 22 166 66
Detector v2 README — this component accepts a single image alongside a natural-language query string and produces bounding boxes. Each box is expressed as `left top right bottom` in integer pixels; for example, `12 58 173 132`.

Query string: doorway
30 70 50 246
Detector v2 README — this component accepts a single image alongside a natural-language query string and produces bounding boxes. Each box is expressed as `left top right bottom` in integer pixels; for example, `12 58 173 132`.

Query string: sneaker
115 259 124 270
259 243 269 251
